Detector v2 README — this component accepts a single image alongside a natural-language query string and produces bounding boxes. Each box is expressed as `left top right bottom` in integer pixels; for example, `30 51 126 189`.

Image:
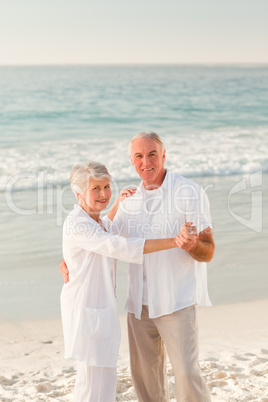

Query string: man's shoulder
114 185 144 223
169 171 200 190
119 185 143 206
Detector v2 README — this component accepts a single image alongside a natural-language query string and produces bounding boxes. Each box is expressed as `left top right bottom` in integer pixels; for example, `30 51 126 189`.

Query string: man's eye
105 185 110 189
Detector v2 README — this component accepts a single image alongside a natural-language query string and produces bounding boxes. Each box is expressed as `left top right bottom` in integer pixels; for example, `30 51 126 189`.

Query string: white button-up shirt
106 170 212 320
61 204 145 367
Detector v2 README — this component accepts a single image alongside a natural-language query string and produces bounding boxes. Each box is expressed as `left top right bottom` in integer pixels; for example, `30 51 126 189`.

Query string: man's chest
122 192 186 239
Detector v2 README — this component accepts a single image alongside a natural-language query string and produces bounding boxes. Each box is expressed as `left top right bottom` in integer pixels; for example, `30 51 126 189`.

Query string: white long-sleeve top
60 204 145 367
104 170 212 320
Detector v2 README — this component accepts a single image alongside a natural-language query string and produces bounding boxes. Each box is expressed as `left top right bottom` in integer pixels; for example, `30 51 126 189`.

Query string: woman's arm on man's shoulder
107 188 136 221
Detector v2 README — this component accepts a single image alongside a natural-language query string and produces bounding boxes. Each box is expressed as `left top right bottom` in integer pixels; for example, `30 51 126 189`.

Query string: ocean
0 65 267 320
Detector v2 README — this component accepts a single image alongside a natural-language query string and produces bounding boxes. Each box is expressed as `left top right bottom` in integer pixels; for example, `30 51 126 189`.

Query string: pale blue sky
0 0 267 65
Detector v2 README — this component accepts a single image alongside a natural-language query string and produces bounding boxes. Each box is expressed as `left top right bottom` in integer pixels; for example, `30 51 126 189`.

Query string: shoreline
1 299 267 401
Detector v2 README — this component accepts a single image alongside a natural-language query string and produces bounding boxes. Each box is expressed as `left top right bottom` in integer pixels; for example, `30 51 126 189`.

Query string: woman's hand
118 188 137 203
107 188 137 221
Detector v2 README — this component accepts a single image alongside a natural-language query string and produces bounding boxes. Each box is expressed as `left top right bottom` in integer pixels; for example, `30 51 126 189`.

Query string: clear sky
0 0 267 65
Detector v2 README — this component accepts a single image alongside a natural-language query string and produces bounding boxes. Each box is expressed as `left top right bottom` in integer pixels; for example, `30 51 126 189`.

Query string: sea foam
1 126 267 192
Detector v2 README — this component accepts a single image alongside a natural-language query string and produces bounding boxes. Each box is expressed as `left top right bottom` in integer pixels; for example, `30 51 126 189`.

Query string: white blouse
60 204 145 367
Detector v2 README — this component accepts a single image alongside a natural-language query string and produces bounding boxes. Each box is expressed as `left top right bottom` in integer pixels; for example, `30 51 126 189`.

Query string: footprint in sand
36 381 54 393
208 380 229 387
62 367 75 373
235 355 250 361
116 378 133 392
214 372 227 380
250 357 268 367
0 375 18 386
250 367 268 376
46 389 67 398
229 373 238 380
202 361 225 371
61 367 76 378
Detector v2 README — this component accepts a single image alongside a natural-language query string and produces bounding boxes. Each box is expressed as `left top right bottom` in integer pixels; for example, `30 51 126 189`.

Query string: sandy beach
1 299 267 402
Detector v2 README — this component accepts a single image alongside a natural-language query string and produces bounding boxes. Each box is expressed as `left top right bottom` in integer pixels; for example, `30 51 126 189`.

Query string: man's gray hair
128 131 165 155
70 161 111 198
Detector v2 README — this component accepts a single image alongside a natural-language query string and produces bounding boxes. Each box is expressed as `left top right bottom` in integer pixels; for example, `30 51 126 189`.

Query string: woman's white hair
128 131 165 156
70 161 111 198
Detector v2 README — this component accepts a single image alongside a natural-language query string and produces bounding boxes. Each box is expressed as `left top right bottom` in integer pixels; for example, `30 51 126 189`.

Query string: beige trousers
128 305 211 402
74 360 117 402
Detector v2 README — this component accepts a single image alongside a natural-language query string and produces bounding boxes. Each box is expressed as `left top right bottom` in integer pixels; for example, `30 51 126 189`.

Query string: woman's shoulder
64 205 97 231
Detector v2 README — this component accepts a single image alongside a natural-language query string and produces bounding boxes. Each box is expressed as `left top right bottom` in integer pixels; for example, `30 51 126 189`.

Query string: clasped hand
175 222 198 251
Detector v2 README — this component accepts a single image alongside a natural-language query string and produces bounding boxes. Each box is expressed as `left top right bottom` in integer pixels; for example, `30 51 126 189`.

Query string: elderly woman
61 161 181 402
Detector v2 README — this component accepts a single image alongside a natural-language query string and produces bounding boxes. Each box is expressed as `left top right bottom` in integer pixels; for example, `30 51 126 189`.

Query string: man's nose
142 155 150 165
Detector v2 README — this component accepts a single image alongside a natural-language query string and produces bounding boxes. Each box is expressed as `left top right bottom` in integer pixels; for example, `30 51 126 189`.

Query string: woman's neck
81 204 100 223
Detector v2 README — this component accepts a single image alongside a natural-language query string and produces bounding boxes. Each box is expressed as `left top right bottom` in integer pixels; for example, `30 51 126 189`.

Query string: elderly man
61 131 215 401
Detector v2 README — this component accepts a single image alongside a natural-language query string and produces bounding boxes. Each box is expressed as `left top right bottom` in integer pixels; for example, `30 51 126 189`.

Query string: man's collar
139 169 170 192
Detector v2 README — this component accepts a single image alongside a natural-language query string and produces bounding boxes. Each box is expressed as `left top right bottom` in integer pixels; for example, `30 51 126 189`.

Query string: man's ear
162 149 166 164
129 154 134 166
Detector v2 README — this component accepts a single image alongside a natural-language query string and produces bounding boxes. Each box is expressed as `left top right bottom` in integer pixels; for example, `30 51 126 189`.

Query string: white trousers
74 360 117 402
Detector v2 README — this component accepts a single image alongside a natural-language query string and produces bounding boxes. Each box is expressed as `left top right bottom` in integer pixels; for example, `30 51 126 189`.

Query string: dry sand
1 299 268 401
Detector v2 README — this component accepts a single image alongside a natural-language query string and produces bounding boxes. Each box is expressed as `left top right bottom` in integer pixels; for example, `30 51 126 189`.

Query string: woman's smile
97 199 108 204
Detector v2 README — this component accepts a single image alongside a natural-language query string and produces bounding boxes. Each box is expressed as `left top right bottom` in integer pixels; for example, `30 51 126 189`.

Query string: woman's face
81 178 111 213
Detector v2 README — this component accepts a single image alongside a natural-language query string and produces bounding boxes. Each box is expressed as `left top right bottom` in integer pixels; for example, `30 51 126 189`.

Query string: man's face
130 138 166 184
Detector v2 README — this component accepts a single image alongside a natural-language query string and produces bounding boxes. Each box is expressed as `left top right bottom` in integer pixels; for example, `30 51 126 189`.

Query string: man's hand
60 259 69 284
175 222 198 251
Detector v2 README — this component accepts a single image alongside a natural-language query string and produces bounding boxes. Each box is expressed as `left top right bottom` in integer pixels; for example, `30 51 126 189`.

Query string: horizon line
0 62 268 67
